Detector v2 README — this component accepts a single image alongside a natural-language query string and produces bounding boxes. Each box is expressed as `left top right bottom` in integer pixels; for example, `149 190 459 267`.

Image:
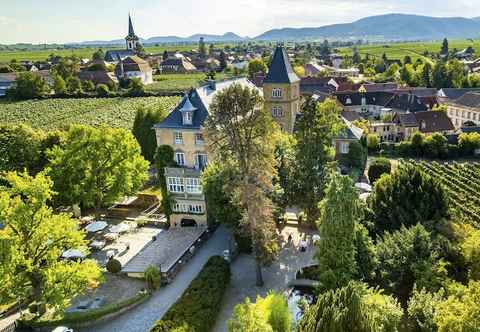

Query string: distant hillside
74 32 246 46
255 14 480 41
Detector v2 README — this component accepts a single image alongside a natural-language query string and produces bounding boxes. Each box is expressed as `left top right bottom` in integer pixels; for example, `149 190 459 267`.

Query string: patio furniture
62 249 86 259
104 232 119 242
85 221 108 233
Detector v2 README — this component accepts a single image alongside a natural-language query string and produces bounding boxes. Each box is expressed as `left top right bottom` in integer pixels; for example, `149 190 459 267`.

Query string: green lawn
146 72 233 93
0 44 200 63
339 39 480 63
0 96 180 131
0 43 235 64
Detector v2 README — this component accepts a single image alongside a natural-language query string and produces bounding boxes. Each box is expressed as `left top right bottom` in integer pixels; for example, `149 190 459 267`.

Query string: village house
332 117 364 157
115 56 153 84
159 57 197 74
153 78 260 228
445 92 480 128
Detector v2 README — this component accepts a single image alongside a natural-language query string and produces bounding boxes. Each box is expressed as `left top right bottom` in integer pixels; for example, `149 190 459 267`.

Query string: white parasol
62 249 86 259
85 221 108 233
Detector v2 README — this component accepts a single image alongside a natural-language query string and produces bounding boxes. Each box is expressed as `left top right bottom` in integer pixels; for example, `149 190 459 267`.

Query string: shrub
367 133 380 152
145 265 162 290
368 157 391 184
106 259 122 273
96 84 110 97
150 256 230 332
346 141 366 169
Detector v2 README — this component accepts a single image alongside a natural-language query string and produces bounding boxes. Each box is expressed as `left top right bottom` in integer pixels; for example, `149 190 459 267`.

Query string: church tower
263 45 300 133
125 14 139 51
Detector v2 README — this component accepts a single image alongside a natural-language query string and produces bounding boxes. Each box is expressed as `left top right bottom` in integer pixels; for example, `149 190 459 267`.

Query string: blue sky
2 0 480 44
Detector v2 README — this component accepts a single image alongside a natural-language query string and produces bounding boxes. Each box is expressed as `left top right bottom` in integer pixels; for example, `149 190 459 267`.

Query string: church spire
128 13 136 37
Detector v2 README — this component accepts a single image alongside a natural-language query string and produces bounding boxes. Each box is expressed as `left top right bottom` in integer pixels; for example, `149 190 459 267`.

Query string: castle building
263 46 301 133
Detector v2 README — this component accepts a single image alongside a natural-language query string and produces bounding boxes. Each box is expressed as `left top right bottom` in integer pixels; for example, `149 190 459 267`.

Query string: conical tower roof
264 45 300 84
128 14 136 37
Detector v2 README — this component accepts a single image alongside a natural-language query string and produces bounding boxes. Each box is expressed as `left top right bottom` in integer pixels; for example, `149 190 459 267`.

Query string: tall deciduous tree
315 173 359 290
205 83 279 286
248 58 268 79
47 125 149 216
292 98 342 224
0 172 102 313
155 145 176 220
8 72 49 100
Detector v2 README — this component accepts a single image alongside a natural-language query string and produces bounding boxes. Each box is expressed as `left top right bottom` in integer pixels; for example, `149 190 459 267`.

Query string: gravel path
79 225 232 332
212 225 316 332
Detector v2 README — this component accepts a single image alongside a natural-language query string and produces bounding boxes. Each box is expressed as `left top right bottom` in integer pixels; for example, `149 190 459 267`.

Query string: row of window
172 202 203 214
174 132 204 145
271 87 299 99
168 177 203 194
449 109 479 121
174 152 208 169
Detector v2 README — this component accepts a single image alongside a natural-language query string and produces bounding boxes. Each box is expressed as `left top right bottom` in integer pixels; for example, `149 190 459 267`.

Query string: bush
96 84 110 97
106 259 122 273
150 256 230 332
367 133 380 152
368 157 391 184
22 291 149 328
145 265 162 290
346 141 366 169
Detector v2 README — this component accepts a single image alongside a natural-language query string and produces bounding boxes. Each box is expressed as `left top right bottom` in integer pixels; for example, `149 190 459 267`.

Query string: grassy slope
146 73 232 93
339 39 480 62
0 96 180 131
0 44 200 63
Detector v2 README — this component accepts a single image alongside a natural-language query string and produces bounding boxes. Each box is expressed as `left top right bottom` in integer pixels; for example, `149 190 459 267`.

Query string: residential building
263 45 301 133
0 73 16 97
115 56 153 84
445 92 480 128
153 78 260 228
78 71 118 86
159 57 197 74
333 118 364 157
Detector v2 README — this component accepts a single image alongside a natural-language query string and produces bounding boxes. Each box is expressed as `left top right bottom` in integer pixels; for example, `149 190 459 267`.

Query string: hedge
150 256 230 332
21 290 150 328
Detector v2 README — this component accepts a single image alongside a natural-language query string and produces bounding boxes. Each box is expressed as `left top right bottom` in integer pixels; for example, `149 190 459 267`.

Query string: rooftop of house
415 111 454 133
449 92 480 108
438 88 480 101
153 77 260 130
105 49 136 62
264 46 300 84
160 57 196 71
336 117 364 140
115 56 152 74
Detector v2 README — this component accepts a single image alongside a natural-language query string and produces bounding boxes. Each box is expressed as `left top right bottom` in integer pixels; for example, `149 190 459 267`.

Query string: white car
52 327 73 332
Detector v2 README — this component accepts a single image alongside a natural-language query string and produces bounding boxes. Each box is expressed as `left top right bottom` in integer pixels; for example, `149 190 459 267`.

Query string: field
339 39 480 62
146 73 232 93
0 44 200 63
411 160 480 226
0 96 180 131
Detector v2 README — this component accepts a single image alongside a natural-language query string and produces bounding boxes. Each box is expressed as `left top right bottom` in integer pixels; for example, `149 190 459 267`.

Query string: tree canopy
47 125 149 215
0 171 102 314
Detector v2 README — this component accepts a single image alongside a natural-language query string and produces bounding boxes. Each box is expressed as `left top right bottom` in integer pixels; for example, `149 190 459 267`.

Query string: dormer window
421 120 426 130
183 111 193 125
272 88 282 98
361 97 366 106
346 97 352 105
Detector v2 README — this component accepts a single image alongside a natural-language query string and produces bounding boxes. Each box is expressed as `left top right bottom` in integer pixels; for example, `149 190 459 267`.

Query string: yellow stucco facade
263 81 301 133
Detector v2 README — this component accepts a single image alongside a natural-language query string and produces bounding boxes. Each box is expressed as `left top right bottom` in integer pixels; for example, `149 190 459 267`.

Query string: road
80 225 231 332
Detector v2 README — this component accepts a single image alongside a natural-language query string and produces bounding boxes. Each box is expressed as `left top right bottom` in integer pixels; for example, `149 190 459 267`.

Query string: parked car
52 327 74 332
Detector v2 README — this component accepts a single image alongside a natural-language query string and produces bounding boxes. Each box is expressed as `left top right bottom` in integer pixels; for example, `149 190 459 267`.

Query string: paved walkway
212 225 316 332
79 225 232 332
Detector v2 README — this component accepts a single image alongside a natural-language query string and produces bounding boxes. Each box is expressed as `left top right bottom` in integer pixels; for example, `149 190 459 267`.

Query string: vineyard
0 96 179 130
406 160 480 226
